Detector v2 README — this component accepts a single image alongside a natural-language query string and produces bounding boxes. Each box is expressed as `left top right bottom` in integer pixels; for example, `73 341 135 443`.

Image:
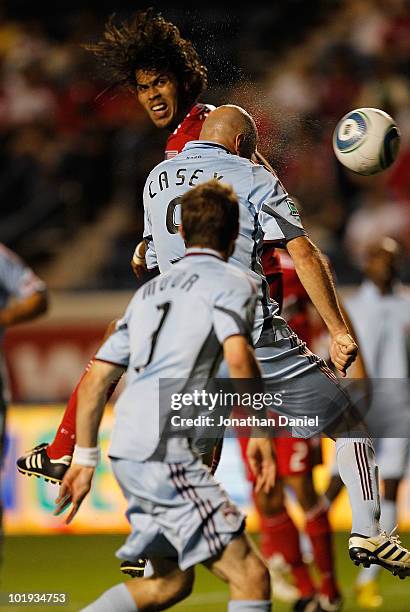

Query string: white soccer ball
332 107 400 175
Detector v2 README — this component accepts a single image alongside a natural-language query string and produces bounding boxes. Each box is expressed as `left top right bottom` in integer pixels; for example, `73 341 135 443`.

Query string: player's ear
234 134 244 156
236 133 253 158
179 223 186 242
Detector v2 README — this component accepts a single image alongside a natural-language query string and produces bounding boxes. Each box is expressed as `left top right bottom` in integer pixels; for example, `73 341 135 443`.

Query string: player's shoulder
0 243 23 267
190 102 216 118
0 244 29 284
145 156 174 182
182 255 255 295
215 260 257 296
250 161 278 185
392 284 410 306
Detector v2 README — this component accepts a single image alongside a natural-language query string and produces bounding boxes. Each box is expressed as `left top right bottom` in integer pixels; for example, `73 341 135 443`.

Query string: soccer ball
332 107 400 175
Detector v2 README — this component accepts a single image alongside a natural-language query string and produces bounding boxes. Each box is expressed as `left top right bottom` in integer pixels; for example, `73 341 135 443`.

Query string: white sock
336 437 380 537
356 498 397 585
81 583 136 611
228 601 272 611
144 560 154 577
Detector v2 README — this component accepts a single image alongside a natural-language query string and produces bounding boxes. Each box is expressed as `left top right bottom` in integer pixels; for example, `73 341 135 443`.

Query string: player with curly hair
87 8 210 152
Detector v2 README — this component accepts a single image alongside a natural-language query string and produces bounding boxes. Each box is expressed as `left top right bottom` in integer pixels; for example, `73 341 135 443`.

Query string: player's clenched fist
329 332 358 377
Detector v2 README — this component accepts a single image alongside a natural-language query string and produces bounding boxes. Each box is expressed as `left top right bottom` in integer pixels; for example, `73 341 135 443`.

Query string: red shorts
238 436 313 481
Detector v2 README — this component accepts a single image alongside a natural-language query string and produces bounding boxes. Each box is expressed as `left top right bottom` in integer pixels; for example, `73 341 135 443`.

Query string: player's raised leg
329 411 410 578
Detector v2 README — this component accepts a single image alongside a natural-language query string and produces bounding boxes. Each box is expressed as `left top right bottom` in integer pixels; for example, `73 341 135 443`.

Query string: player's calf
126 559 194 610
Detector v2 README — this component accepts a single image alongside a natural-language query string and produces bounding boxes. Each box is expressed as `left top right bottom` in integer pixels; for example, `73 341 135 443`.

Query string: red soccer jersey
165 103 214 159
261 243 283 312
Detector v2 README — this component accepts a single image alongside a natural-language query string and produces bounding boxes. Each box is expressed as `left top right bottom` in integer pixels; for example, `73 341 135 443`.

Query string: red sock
305 502 340 600
260 510 315 598
47 360 121 460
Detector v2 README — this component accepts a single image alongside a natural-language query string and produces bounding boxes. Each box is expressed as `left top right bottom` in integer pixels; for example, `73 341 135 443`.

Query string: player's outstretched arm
75 360 125 447
54 360 125 523
286 236 358 376
0 289 48 327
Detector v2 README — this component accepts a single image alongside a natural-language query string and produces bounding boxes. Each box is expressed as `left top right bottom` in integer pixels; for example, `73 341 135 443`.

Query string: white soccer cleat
268 553 300 603
318 593 343 612
349 528 410 579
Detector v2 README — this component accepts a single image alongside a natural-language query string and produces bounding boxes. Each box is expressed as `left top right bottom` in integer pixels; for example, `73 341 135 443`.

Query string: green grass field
1 533 409 611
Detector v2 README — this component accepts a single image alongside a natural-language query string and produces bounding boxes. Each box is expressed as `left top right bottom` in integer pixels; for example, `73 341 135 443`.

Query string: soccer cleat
120 559 147 578
349 528 410 579
317 594 343 612
355 580 383 609
268 554 300 603
293 596 319 612
16 444 71 484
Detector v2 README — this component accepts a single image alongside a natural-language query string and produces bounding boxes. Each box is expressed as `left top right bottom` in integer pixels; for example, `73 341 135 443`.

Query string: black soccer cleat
293 595 319 612
16 443 71 484
120 559 147 578
317 594 343 612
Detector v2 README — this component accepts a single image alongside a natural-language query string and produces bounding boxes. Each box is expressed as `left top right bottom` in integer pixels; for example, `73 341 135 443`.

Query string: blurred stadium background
1 0 409 610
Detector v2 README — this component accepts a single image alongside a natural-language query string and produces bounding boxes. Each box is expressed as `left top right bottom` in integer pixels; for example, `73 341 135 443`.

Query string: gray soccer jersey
0 243 46 343
143 140 306 343
344 280 410 440
96 249 256 462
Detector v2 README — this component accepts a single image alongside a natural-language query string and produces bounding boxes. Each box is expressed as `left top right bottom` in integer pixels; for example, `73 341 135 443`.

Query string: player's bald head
199 105 258 159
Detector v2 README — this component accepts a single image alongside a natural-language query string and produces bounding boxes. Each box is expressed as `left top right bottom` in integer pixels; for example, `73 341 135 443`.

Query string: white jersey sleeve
249 165 306 244
0 244 45 300
95 307 132 368
212 273 256 345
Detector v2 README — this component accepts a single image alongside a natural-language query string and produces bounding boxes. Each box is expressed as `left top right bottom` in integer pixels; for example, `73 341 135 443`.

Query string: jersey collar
184 247 224 261
182 140 232 154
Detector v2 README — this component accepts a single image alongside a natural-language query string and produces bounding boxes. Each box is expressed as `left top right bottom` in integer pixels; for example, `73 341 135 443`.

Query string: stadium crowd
0 0 409 287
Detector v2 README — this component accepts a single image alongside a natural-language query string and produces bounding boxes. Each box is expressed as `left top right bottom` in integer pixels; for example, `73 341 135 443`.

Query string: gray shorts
254 328 354 438
192 325 359 456
111 456 245 570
